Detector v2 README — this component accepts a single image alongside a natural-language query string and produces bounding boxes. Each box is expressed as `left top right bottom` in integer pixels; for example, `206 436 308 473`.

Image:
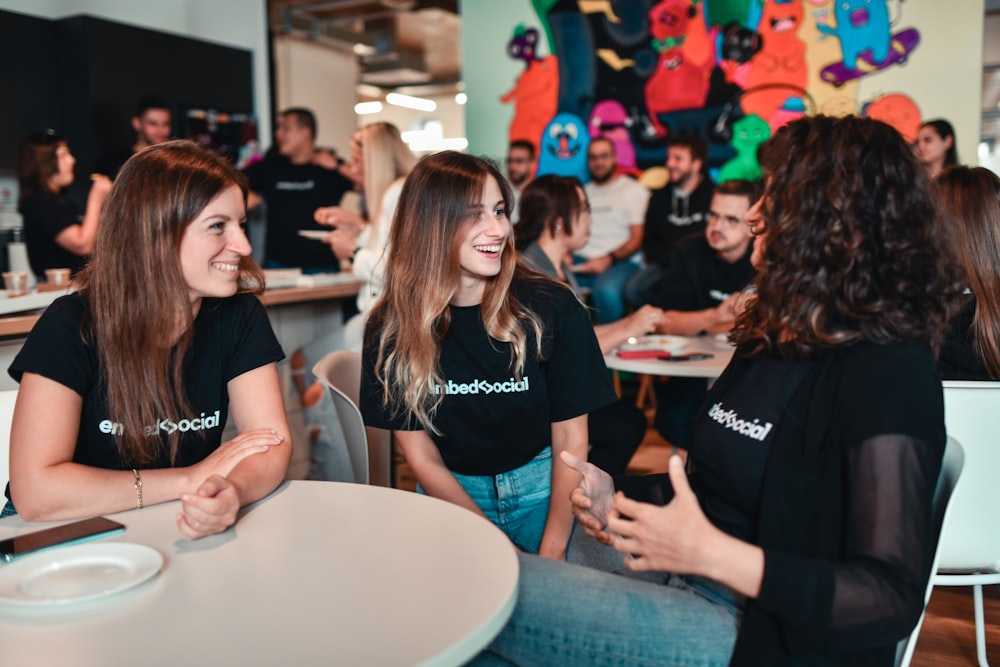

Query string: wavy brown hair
367 151 544 434
732 115 963 356
75 140 264 465
935 166 1000 378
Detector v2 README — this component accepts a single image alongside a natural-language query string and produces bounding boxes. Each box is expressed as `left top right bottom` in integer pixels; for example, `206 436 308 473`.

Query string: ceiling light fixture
454 92 467 105
355 101 384 115
385 92 437 112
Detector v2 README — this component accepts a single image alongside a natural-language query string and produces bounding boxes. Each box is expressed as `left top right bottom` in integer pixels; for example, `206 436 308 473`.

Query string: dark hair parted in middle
514 174 586 251
733 115 964 357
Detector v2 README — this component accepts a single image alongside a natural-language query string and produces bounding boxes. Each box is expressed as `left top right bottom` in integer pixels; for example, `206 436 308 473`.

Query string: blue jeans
476 554 741 666
573 258 641 324
420 448 552 554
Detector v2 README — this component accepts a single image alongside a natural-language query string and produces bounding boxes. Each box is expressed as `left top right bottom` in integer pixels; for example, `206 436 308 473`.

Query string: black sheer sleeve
757 431 942 651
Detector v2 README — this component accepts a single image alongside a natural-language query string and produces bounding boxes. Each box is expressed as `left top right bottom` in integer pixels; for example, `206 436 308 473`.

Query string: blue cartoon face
537 113 590 181
827 0 891 67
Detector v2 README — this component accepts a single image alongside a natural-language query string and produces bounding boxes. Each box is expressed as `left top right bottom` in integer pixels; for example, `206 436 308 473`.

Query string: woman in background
361 151 616 558
915 118 958 178
16 130 112 279
5 141 290 539
936 165 1000 380
515 174 661 473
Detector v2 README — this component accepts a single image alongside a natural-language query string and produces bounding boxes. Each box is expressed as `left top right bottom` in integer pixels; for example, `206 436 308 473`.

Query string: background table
0 481 518 666
604 334 736 379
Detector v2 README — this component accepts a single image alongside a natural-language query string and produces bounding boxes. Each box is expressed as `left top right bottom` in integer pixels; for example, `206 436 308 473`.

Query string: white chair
926 380 1000 667
312 350 393 487
896 435 966 666
0 389 17 492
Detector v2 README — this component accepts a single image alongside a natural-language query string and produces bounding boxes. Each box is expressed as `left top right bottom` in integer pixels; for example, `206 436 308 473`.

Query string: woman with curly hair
936 165 1000 380
360 152 616 558
5 141 290 539
476 115 963 666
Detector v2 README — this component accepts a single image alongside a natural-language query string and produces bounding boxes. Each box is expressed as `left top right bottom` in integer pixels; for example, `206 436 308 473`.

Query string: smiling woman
360 151 616 559
3 141 292 540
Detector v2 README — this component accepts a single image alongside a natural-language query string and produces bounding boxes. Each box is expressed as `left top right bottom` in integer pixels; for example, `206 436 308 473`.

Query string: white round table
604 334 736 379
0 481 519 666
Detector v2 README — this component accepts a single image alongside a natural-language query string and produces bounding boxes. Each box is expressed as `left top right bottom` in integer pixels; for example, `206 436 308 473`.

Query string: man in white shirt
506 139 536 224
575 137 650 323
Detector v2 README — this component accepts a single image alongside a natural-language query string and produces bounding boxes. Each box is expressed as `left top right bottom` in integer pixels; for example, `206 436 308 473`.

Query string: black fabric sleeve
8 295 93 395
754 345 946 652
224 295 285 381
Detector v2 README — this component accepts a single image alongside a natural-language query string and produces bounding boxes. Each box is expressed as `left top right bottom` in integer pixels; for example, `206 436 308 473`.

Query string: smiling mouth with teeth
213 262 240 272
474 245 502 254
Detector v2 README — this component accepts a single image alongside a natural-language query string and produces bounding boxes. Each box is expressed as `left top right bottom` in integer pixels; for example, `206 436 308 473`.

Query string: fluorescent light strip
354 101 383 115
385 92 437 112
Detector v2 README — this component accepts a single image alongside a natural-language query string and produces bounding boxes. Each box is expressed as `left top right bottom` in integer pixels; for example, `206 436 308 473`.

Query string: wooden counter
0 280 363 339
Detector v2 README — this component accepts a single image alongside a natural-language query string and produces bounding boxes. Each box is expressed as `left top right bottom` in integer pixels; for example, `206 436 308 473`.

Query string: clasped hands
176 428 284 540
561 451 719 574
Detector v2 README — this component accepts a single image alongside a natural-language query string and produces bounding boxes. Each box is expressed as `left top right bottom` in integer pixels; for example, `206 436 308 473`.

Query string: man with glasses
574 137 650 323
506 140 536 224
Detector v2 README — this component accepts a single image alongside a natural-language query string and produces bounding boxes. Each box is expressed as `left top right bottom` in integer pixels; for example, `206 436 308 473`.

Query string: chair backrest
937 380 1000 570
895 435 965 667
312 350 393 487
0 389 17 489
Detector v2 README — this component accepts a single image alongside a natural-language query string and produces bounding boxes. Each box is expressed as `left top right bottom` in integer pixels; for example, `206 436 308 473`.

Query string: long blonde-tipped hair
355 122 417 248
367 151 543 433
75 140 264 465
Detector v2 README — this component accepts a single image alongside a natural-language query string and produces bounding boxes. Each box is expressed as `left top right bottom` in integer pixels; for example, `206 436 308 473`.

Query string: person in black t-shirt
93 94 173 180
479 116 965 666
16 130 112 279
244 108 354 270
934 166 1000 380
646 179 758 449
5 141 290 540
361 152 615 559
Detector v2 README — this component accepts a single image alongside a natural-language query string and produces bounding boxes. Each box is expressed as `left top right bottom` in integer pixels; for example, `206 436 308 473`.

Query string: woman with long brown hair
4 141 290 540
477 115 964 666
17 129 112 279
936 165 1000 379
360 151 615 558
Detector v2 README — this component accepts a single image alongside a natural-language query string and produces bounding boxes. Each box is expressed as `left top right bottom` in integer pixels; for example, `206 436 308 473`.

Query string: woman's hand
560 451 616 545
607 455 717 573
625 304 664 337
176 474 240 539
88 173 113 200
188 428 284 486
325 229 360 261
313 206 365 236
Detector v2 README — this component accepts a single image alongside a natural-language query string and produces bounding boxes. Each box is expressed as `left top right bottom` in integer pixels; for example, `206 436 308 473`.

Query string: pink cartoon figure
742 0 808 131
643 0 717 138
588 100 638 174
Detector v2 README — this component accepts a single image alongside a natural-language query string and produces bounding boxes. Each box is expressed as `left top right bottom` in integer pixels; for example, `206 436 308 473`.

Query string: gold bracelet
131 469 143 509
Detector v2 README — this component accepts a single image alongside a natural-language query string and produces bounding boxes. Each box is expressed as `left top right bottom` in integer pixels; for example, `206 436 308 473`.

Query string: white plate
0 543 162 608
617 335 688 355
297 229 331 241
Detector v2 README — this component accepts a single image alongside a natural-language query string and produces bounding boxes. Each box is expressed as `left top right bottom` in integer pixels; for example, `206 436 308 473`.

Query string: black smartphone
0 516 126 562
658 353 714 362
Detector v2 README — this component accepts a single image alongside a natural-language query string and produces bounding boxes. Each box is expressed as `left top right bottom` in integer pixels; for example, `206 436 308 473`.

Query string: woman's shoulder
199 293 266 320
513 271 578 308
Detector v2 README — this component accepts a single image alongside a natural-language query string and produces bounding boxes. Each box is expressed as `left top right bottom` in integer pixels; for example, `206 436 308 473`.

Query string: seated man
649 179 757 449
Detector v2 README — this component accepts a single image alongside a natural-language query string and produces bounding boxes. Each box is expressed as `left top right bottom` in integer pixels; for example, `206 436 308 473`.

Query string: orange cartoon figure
501 54 559 156
644 0 717 138
864 92 921 144
743 0 808 130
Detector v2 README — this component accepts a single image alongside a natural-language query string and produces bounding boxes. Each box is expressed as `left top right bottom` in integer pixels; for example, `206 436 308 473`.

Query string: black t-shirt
688 355 813 540
360 276 617 475
8 293 284 474
243 154 354 268
18 191 87 278
642 176 716 268
648 231 755 312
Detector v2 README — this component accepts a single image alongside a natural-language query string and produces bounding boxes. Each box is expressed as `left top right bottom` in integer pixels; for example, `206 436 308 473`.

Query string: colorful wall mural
498 0 930 183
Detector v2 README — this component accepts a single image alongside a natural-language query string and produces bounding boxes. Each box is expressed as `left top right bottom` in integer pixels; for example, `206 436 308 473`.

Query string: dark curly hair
732 115 964 357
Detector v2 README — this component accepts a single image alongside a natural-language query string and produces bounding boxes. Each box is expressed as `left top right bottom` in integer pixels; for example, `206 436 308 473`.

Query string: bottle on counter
7 227 36 290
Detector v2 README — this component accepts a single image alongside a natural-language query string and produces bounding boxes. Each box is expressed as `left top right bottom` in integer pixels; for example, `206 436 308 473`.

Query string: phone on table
0 516 126 562
658 353 714 362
